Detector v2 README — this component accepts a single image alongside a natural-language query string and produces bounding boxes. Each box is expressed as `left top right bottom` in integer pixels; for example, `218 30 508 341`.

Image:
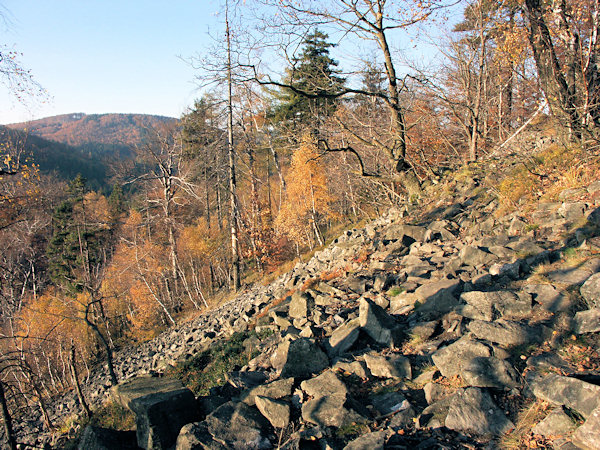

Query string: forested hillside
1 0 599 448
7 113 177 157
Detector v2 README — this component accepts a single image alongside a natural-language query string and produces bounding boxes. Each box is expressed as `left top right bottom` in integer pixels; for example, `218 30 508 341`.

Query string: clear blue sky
0 1 224 124
1 1 458 125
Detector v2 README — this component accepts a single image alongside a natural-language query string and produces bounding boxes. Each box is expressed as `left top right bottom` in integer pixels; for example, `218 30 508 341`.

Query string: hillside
0 125 107 189
15 140 600 449
2 113 177 189
7 113 177 152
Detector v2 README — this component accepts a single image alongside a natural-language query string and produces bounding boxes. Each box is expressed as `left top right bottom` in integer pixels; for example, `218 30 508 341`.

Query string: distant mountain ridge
2 113 178 190
7 113 178 149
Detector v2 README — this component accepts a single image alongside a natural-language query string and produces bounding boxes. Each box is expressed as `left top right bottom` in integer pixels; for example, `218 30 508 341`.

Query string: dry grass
499 399 551 449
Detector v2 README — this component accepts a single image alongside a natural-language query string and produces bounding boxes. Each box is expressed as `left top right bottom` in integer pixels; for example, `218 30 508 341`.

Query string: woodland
0 0 599 445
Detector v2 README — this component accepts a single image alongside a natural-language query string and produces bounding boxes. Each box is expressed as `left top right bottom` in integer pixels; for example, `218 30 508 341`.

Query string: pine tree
272 29 345 134
46 175 106 294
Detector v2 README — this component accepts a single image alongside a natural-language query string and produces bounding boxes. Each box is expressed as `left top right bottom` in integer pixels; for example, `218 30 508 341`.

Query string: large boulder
241 378 294 406
255 396 290 429
325 318 360 357
78 426 138 450
458 246 498 267
343 431 387 450
413 278 461 317
359 298 398 346
363 353 411 379
445 388 513 436
529 373 600 418
461 356 519 388
204 401 270 448
300 370 349 428
431 336 492 378
572 405 600 450
581 272 600 308
288 291 314 320
112 376 200 450
574 308 600 334
457 290 531 321
271 338 329 378
466 319 541 347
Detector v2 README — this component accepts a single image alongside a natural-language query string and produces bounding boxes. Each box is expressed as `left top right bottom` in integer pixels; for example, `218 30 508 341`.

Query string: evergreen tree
272 29 345 134
46 175 106 294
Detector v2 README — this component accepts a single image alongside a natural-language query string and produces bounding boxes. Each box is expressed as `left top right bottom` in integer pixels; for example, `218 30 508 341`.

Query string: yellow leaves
180 219 213 258
275 138 335 245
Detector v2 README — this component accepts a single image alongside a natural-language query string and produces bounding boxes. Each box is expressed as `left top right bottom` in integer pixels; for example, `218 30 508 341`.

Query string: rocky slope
15 147 600 449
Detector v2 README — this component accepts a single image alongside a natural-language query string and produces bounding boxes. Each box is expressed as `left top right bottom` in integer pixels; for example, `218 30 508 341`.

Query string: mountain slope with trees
1 0 600 448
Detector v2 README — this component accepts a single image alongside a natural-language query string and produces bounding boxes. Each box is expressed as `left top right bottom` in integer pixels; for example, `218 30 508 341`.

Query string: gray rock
529 373 600 418
115 376 200 450
333 359 370 379
343 431 386 450
383 224 427 242
526 353 571 372
78 426 138 450
466 319 538 347
548 259 600 286
370 391 410 416
325 318 360 356
459 246 498 267
300 371 348 428
461 356 519 388
572 405 600 450
300 370 348 399
558 202 586 220
363 353 411 379
417 394 456 429
413 278 461 317
271 338 329 378
559 188 586 200
444 388 513 436
241 378 294 406
204 401 271 449
359 298 397 346
176 422 226 450
111 375 188 409
255 396 290 428
524 284 570 312
581 273 600 308
431 336 492 378
532 407 576 437
302 394 348 428
389 292 419 315
289 291 314 320
574 308 600 334
423 383 454 405
457 290 531 321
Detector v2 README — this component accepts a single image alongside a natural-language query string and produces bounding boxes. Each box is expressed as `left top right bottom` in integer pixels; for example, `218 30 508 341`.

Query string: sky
0 1 225 124
0 1 457 126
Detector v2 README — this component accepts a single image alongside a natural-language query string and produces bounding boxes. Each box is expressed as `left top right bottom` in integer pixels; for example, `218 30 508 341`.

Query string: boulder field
17 173 600 449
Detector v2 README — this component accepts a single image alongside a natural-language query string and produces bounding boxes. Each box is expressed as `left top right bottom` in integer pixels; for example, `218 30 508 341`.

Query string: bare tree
250 0 451 197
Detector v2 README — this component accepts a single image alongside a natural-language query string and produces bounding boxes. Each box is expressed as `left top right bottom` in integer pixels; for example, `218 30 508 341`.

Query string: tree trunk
226 2 241 291
85 303 118 386
0 382 17 450
524 0 581 139
70 345 91 419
